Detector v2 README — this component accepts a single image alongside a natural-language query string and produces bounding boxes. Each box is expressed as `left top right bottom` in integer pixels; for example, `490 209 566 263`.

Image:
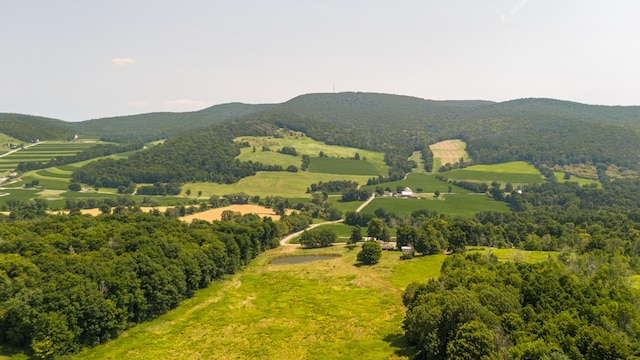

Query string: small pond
270 255 339 265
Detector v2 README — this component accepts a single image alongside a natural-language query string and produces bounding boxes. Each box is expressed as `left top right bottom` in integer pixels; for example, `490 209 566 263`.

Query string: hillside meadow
443 161 545 185
235 134 389 175
71 245 555 360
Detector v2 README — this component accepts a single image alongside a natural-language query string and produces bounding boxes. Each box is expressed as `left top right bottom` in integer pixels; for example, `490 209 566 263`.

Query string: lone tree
367 218 384 239
348 225 362 245
357 240 382 265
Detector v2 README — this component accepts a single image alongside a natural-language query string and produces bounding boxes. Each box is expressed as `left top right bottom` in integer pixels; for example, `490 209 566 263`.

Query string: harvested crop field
430 139 468 166
180 205 283 222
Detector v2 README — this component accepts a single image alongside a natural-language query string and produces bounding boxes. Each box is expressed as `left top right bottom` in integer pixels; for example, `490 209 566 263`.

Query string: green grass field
308 157 380 175
553 172 601 188
73 245 557 360
361 194 509 217
443 161 544 184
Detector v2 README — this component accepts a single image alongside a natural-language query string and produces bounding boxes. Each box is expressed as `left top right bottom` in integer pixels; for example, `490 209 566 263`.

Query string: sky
2 0 640 121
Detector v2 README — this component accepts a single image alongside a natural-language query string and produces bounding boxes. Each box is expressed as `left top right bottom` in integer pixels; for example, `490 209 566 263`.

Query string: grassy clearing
309 157 380 175
75 244 556 359
237 148 301 168
408 151 425 173
361 195 509 217
553 172 601 188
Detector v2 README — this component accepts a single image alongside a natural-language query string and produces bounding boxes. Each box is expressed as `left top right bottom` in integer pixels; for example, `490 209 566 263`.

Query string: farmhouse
401 187 413 197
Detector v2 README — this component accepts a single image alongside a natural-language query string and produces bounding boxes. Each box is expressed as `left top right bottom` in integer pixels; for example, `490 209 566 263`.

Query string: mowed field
444 161 545 185
430 139 468 170
74 246 556 360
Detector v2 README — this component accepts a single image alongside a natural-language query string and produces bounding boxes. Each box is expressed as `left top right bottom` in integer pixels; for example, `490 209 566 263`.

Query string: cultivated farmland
361 194 509 217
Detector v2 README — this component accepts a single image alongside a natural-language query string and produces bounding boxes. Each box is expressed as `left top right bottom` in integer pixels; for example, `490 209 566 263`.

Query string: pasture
443 161 544 184
74 245 557 360
360 194 509 217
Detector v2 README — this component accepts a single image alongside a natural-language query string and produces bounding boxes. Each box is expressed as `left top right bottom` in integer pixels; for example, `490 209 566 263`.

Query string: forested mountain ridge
71 102 274 142
0 113 74 142
6 92 640 186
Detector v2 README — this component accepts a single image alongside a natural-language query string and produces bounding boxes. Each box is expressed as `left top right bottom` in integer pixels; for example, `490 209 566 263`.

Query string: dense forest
0 113 74 142
403 253 640 359
0 211 312 359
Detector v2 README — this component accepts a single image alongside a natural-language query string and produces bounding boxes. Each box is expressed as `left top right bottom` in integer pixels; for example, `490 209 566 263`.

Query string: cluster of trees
421 147 434 172
436 176 489 193
403 253 640 359
0 211 287 358
306 180 358 193
277 146 298 156
301 154 310 171
298 228 336 248
136 182 182 196
16 142 144 172
341 188 371 202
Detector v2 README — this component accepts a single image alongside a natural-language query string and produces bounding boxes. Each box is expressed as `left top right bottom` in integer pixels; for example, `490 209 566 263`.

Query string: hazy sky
2 0 639 121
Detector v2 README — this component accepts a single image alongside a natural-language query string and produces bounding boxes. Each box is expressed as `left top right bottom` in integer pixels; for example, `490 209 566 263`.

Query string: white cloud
111 57 136 67
501 0 528 25
165 99 208 111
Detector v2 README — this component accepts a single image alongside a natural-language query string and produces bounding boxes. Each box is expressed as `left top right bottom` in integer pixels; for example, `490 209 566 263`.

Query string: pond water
270 255 338 265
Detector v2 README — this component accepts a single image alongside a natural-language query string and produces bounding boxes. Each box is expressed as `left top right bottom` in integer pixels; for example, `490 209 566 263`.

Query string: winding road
279 193 376 246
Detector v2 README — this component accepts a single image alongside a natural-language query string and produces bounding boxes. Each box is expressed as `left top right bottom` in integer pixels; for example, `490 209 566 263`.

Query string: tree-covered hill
71 102 274 142
0 113 74 141
8 92 640 187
